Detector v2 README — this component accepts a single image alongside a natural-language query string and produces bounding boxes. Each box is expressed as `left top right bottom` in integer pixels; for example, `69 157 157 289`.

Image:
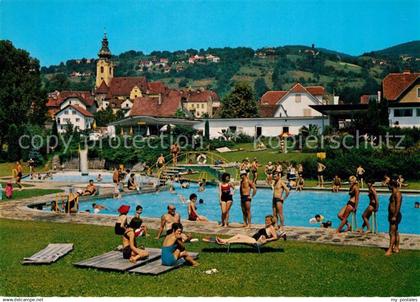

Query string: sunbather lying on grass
213 215 286 245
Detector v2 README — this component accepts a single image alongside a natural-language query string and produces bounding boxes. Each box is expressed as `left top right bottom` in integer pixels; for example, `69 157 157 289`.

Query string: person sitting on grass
397 175 408 188
188 193 208 221
161 223 199 267
83 179 97 196
127 173 140 193
332 175 341 192
213 215 286 245
122 217 150 263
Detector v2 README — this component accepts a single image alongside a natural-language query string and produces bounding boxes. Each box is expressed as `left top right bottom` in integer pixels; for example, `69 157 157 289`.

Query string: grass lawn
1 189 62 200
0 219 419 297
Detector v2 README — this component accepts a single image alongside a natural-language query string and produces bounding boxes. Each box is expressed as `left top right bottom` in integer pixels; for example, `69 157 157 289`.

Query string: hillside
371 40 420 58
41 42 420 103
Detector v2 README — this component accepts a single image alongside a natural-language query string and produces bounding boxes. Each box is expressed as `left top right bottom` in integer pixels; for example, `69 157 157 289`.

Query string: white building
193 117 327 138
56 105 94 133
383 71 420 128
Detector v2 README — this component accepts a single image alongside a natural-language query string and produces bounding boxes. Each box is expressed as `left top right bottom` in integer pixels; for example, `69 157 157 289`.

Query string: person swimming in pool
161 223 199 267
215 215 286 245
336 176 360 233
122 217 149 263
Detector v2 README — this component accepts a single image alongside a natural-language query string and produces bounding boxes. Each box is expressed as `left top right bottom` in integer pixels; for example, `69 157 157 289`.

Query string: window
64 110 68 115
201 104 204 109
75 118 80 122
57 118 60 124
191 104 195 108
417 109 420 116
283 126 289 133
228 126 237 133
393 109 413 117
295 94 301 103
72 110 76 115
100 66 104 73
417 88 420 98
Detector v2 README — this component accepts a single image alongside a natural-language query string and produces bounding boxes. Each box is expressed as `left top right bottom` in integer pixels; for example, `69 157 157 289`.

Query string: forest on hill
41 41 420 103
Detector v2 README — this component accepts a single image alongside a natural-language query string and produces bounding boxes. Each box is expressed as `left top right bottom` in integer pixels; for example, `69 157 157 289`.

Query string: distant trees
219 82 259 118
254 78 269 99
0 40 47 159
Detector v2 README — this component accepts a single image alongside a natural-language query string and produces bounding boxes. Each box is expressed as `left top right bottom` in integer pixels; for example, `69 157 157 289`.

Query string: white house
56 104 94 133
383 71 420 128
193 83 328 138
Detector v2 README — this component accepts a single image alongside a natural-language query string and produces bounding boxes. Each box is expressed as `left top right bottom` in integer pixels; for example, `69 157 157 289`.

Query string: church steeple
96 32 114 88
98 32 112 59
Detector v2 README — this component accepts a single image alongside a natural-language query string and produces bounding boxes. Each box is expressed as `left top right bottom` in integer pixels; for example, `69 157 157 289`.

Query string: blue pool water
78 183 420 234
26 172 158 185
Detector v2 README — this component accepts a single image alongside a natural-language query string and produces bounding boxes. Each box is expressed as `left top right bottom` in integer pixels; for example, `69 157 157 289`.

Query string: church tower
96 33 114 88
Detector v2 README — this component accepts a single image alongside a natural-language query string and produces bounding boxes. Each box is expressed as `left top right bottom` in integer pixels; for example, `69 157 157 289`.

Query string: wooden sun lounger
22 243 73 265
128 252 199 275
73 247 161 272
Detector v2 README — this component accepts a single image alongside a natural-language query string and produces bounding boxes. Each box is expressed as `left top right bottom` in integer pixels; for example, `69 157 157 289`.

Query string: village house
383 71 420 128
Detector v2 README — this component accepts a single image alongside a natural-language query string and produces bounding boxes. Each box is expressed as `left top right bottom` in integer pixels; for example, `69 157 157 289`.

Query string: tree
94 107 116 127
204 119 210 140
219 82 259 118
7 124 21 161
254 78 269 99
0 40 47 150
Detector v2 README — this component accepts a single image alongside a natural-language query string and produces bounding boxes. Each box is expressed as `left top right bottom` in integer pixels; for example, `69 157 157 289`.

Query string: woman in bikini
360 180 379 232
336 176 360 233
219 173 234 227
215 215 285 245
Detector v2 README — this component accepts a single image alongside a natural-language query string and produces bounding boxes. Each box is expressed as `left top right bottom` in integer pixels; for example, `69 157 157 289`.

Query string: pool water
77 183 420 234
26 171 158 186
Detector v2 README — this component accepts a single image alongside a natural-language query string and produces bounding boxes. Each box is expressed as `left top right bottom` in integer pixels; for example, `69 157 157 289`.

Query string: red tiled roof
130 90 182 117
147 81 167 94
96 81 109 94
383 72 420 101
57 104 94 117
186 90 219 103
108 77 148 97
258 105 278 118
260 91 287 105
289 83 307 93
46 90 95 108
306 86 325 96
360 95 370 104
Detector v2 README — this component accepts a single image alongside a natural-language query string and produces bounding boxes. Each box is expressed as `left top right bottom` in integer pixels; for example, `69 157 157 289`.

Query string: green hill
368 40 420 58
41 42 420 103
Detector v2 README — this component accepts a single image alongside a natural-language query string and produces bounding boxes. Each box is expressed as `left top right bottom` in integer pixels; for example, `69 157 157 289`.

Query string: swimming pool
25 171 159 186
77 183 420 234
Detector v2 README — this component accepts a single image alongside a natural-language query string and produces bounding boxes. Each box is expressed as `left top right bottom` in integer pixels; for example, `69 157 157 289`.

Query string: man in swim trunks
156 154 166 168
385 177 402 256
250 158 259 183
317 162 326 188
157 204 181 239
356 165 365 188
83 179 97 196
272 172 290 230
240 170 257 228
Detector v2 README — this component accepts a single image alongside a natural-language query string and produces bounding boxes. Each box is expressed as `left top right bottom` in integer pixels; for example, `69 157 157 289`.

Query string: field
0 219 419 297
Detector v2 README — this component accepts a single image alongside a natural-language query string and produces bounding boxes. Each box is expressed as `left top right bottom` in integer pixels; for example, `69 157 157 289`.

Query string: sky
1 0 419 66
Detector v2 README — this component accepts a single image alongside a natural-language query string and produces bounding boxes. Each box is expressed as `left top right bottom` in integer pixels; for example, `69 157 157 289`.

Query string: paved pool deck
1 184 419 252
